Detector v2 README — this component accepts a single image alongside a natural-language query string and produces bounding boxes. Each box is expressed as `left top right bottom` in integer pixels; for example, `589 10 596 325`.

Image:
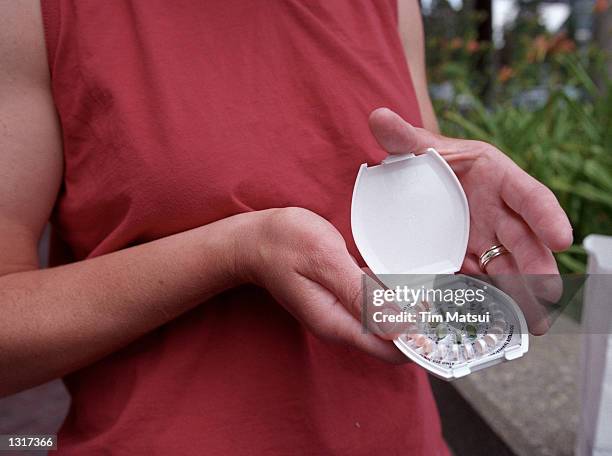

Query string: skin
0 0 571 398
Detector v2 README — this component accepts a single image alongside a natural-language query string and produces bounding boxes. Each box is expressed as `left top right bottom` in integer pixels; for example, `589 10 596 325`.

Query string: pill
422 339 434 355
413 334 427 347
474 339 487 355
463 343 474 360
451 344 460 361
489 324 505 336
484 334 498 347
491 310 505 321
465 324 478 340
435 324 448 340
416 301 430 314
493 318 507 329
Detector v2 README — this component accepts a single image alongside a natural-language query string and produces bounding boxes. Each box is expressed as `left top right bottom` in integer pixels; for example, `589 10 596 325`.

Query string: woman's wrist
227 207 305 286
222 209 274 286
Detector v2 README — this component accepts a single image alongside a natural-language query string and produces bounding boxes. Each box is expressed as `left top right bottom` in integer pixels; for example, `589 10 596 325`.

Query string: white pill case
351 149 529 380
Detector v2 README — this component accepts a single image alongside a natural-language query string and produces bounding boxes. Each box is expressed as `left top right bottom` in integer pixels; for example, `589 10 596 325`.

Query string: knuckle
267 207 319 239
279 206 316 221
467 139 496 154
265 206 313 231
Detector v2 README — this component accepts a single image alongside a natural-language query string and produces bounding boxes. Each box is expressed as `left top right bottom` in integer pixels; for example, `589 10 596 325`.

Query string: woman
0 0 572 454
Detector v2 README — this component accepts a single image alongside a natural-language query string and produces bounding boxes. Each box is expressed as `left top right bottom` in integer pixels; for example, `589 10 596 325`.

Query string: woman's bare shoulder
0 0 63 274
0 0 50 87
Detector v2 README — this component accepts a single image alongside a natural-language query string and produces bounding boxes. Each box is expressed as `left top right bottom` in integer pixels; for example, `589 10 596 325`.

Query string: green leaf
549 179 612 208
584 160 612 192
556 252 586 273
443 111 493 142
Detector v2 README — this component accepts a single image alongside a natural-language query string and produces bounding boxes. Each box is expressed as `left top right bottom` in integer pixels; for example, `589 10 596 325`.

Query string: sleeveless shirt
41 1 448 454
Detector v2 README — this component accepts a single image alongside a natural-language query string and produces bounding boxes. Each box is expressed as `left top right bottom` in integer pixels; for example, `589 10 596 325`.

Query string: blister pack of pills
392 276 528 379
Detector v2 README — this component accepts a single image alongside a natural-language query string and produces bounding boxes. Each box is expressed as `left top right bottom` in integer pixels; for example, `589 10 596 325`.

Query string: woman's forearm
0 211 257 397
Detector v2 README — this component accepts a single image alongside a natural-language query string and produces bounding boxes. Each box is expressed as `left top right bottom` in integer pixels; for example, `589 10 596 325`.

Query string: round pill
484 333 498 347
463 343 474 360
413 334 427 347
493 318 507 329
491 310 505 321
435 324 448 340
416 301 430 314
451 344 460 361
465 324 478 340
422 339 434 355
489 324 505 336
474 339 487 355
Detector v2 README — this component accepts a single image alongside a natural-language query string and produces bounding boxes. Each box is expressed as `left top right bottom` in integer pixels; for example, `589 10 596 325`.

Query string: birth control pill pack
351 149 529 380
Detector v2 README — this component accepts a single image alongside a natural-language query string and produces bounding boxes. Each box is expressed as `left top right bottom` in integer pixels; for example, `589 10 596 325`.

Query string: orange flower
549 32 576 54
594 0 608 13
527 35 549 62
498 65 515 83
466 40 480 53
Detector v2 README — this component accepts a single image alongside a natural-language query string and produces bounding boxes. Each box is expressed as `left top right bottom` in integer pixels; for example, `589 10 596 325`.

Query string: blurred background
424 0 611 273
422 1 611 455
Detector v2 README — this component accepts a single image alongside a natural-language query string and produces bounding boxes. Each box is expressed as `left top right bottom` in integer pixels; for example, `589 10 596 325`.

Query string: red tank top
42 1 448 454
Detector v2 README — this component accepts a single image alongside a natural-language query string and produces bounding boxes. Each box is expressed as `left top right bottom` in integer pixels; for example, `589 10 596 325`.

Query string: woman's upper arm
0 0 63 274
397 0 439 133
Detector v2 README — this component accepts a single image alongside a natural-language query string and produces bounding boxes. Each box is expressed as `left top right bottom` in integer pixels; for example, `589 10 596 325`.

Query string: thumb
368 107 439 155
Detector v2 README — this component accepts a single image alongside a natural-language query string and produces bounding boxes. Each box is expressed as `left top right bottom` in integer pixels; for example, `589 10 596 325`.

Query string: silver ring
479 244 510 272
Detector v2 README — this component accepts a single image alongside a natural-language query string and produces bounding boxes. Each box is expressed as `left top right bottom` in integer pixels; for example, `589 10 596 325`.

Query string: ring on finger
479 244 510 272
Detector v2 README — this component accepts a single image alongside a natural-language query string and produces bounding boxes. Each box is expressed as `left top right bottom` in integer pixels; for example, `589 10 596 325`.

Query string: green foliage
424 1 492 94
436 56 612 272
424 0 611 272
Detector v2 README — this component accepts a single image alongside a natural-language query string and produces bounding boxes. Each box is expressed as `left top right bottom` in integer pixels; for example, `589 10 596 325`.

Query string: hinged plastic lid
351 149 469 277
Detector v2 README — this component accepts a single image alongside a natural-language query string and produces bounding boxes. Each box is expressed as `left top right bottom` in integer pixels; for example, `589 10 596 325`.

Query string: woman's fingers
468 209 559 333
299 247 365 318
469 217 552 334
495 210 558 275
495 208 564 302
300 248 402 340
500 163 573 252
483 254 551 335
291 274 407 364
368 107 441 154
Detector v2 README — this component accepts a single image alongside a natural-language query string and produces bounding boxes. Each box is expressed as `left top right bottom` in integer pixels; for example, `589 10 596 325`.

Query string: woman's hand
368 108 573 334
235 207 406 363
